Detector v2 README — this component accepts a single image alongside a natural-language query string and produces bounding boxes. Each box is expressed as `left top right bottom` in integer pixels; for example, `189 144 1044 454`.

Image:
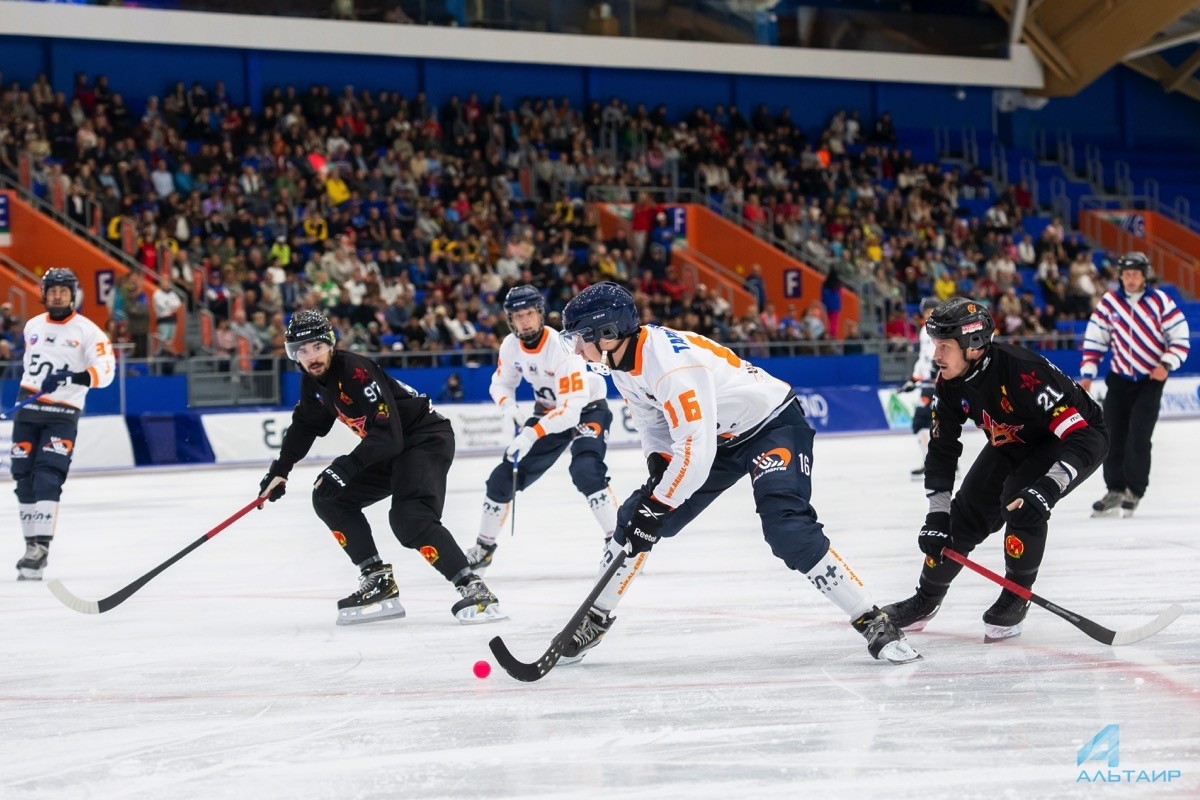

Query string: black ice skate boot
881 587 943 632
852 607 922 664
16 539 49 581
982 589 1031 642
559 607 616 665
336 563 406 626
1091 490 1123 517
451 574 507 624
464 540 498 572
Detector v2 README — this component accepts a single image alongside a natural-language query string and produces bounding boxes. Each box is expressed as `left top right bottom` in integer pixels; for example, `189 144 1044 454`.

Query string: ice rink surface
2 420 1198 799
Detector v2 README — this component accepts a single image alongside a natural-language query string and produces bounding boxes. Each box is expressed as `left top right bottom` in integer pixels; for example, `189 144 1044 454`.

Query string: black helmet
41 267 79 321
926 297 995 350
1115 251 1150 276
919 296 940 316
562 282 639 345
502 284 546 346
284 309 336 360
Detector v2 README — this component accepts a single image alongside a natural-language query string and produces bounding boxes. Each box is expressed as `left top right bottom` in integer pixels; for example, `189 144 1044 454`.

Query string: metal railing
187 355 281 407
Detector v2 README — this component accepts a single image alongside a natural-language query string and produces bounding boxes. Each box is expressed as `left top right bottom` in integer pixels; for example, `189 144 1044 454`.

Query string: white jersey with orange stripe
611 325 793 509
489 327 607 437
19 311 116 411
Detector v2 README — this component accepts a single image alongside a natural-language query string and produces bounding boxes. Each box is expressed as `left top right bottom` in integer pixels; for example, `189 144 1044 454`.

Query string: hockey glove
40 367 78 394
258 460 289 503
314 456 359 500
505 427 539 463
645 452 671 489
1003 477 1061 528
617 492 671 556
918 512 953 562
500 401 528 431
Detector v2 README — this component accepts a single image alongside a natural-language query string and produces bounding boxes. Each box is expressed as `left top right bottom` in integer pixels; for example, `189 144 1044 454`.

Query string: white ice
3 421 1199 799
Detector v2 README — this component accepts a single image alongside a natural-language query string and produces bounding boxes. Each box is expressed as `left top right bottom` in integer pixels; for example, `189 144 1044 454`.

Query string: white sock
585 486 618 537
803 547 875 619
20 501 58 540
917 428 930 456
593 538 648 613
477 499 507 545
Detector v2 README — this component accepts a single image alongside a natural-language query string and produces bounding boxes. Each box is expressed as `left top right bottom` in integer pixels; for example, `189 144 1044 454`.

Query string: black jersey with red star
277 350 447 473
926 342 1107 493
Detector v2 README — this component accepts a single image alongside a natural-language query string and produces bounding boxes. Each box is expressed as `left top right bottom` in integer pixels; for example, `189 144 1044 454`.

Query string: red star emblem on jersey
981 409 1024 447
352 368 370 384
1017 371 1041 392
336 409 369 439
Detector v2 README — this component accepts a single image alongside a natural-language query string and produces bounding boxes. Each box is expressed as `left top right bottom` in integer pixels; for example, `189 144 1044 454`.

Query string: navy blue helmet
926 297 994 350
284 309 336 360
562 282 639 345
41 267 79 320
503 284 546 346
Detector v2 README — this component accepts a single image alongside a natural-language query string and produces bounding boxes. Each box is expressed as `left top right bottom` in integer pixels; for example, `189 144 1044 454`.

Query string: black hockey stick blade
489 550 628 682
47 496 266 615
944 548 1184 646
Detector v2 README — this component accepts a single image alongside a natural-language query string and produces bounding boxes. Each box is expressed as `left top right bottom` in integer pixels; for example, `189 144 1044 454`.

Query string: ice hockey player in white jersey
12 268 115 579
465 285 618 571
557 282 920 665
901 296 940 478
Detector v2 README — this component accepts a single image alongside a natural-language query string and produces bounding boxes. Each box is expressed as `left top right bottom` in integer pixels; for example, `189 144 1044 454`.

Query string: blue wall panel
737 75 874 132
588 68 732 118
0 37 49 86
424 60 584 109
878 83 992 131
258 51 420 100
49 41 248 111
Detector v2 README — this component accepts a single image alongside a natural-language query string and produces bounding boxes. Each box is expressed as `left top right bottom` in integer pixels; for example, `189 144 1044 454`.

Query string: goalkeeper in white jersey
558 282 920 665
465 285 618 571
12 268 115 580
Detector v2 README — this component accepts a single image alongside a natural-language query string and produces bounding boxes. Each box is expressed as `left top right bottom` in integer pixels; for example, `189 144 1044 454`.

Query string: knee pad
569 453 608 496
390 513 439 550
1002 523 1047 578
14 476 36 504
32 467 68 502
484 463 515 504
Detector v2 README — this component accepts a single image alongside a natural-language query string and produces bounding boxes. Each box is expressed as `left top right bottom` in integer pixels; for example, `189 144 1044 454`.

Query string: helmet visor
286 339 332 362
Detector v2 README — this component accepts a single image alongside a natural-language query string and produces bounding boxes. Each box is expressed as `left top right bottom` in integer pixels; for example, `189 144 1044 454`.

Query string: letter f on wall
1077 724 1119 767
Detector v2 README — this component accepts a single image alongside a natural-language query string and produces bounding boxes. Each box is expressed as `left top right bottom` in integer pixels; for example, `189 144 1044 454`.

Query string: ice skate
465 540 498 572
852 607 922 664
451 575 507 624
1091 490 1123 517
336 563 406 626
982 589 1031 642
16 540 48 581
1120 489 1141 518
910 466 925 480
881 587 943 632
559 607 616 665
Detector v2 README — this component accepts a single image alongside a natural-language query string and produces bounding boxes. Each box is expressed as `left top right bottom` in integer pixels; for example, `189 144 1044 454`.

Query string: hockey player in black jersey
257 310 505 626
883 298 1108 641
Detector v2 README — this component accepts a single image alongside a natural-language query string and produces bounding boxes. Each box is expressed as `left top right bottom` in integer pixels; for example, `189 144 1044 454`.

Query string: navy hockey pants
11 414 78 503
616 397 831 573
484 402 612 503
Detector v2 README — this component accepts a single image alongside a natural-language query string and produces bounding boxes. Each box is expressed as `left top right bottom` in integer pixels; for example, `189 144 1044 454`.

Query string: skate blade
1091 508 1118 518
879 639 923 664
455 602 508 625
17 569 44 581
1121 509 1137 518
557 652 588 666
983 621 1023 643
336 598 407 626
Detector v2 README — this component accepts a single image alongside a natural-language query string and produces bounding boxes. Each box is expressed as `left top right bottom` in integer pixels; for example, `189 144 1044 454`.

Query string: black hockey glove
918 512 953 562
258 460 289 503
617 491 671 556
1003 477 1061 528
644 452 671 490
314 456 359 500
40 367 78 394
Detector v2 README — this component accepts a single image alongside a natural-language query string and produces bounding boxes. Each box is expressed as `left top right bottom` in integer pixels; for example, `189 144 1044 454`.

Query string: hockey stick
942 548 1184 646
489 550 628 682
0 391 46 420
47 496 266 614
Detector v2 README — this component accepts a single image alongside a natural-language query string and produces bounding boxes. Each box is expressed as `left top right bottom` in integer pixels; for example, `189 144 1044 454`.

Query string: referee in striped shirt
1079 252 1191 517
